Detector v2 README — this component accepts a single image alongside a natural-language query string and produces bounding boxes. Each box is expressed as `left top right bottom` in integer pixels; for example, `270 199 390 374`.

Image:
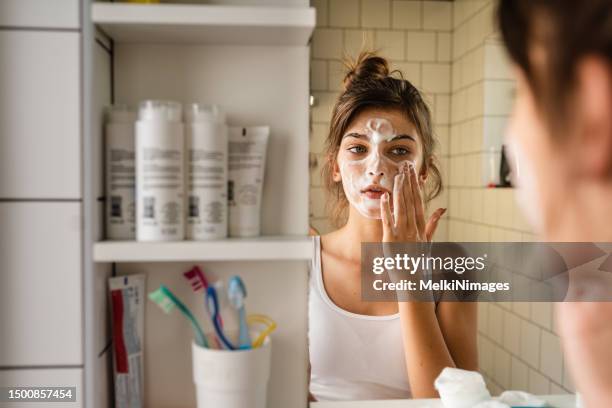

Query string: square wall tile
376 30 405 60
513 302 531 319
531 302 553 330
312 28 344 59
310 59 328 91
423 1 452 31
494 347 512 389
511 356 529 390
487 303 504 345
361 0 390 28
479 335 495 376
392 0 421 29
311 92 337 122
328 60 344 91
344 29 375 57
406 31 436 61
422 63 451 93
329 0 360 27
437 32 451 62
434 94 450 125
520 320 541 368
528 369 550 395
540 330 563 384
310 122 329 154
503 311 521 356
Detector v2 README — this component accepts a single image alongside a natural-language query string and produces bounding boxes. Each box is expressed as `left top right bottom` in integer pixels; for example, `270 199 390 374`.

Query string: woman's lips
361 185 390 200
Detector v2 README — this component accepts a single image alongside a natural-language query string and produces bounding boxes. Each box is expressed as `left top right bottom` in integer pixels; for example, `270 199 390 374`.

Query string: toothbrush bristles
148 287 175 314
183 266 209 292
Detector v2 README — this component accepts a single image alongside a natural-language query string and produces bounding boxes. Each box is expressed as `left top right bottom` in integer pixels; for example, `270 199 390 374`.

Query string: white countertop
311 394 576 408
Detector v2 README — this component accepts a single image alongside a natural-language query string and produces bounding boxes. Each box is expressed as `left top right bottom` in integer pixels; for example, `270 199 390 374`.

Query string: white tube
105 105 136 240
228 126 270 237
135 100 185 241
185 105 228 240
109 274 146 408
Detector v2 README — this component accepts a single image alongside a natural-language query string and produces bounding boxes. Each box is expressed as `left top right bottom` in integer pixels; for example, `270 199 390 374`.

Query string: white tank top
308 236 412 401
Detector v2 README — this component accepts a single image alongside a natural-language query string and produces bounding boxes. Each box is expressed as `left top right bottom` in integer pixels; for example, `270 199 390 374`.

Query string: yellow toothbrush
247 314 277 348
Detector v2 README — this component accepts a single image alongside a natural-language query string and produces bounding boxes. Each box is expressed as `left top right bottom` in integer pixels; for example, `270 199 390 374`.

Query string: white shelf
93 235 313 262
91 3 316 45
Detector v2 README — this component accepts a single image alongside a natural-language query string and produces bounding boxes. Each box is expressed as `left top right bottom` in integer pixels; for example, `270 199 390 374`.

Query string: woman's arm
397 301 477 397
380 163 477 397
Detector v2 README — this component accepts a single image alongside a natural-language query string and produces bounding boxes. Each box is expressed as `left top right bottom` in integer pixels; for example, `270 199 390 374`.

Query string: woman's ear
331 156 342 182
574 56 612 178
419 158 432 184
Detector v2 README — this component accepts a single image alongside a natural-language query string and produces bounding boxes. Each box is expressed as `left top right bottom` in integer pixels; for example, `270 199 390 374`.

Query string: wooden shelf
93 235 313 262
91 3 316 45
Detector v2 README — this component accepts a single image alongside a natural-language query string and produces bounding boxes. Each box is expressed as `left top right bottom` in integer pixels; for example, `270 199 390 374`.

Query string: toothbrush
183 265 224 328
228 276 252 349
183 265 209 292
206 286 236 350
247 314 277 348
148 285 208 348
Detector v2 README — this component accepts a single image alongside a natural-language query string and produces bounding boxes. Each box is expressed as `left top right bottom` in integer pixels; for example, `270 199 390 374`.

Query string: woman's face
505 68 568 235
333 108 424 219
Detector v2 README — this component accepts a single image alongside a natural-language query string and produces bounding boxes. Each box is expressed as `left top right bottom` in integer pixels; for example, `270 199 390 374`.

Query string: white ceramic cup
192 334 271 408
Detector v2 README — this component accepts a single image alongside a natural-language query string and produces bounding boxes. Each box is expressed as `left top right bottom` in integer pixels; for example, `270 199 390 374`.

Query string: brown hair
497 0 612 130
321 51 442 226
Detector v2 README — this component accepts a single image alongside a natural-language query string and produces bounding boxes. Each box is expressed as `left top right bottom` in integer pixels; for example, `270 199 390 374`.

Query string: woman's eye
347 145 367 154
389 147 410 156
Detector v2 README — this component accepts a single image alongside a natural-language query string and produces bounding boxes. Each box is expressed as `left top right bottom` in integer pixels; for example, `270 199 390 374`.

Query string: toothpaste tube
109 275 145 408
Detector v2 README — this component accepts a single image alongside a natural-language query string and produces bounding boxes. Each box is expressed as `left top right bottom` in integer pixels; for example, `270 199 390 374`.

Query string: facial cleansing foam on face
228 127 269 237
105 105 136 240
185 105 228 240
135 100 185 241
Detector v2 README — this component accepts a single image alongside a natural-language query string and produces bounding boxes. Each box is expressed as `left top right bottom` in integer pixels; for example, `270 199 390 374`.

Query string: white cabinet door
0 31 80 199
0 368 83 408
0 203 82 366
0 0 79 29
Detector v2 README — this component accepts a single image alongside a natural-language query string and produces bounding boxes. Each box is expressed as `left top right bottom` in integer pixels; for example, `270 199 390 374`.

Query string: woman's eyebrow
389 134 416 142
342 132 367 140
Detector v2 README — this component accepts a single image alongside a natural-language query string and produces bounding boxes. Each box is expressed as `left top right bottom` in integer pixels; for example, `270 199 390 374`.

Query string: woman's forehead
346 108 417 136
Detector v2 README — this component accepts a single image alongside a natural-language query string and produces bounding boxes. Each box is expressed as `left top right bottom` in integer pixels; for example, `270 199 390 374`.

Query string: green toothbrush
148 285 208 348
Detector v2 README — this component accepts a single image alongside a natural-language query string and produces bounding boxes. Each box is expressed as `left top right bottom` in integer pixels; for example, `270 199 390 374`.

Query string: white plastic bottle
105 105 136 240
185 104 228 240
135 100 185 241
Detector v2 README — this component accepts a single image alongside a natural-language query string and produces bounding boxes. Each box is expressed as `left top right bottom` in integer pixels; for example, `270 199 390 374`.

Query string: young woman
308 52 478 401
497 1 612 406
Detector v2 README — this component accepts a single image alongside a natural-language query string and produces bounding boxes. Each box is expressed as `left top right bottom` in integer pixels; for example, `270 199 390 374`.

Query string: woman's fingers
425 208 447 241
409 163 426 238
380 192 394 239
393 172 405 228
401 163 416 234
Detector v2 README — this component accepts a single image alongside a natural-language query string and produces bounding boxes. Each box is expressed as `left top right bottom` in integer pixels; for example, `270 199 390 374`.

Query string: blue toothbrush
228 276 252 350
206 286 236 350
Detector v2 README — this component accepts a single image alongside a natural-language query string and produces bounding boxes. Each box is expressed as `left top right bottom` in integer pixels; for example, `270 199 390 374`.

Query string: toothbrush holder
191 332 271 408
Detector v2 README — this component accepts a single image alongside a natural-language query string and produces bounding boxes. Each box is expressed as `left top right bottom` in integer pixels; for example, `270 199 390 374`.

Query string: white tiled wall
309 0 573 397
449 0 572 396
309 0 451 238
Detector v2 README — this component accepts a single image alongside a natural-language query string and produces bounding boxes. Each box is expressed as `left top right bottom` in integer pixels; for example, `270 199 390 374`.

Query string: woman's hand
380 162 446 243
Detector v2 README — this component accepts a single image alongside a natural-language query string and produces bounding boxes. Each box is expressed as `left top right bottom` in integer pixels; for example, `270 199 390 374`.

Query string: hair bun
342 51 390 90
